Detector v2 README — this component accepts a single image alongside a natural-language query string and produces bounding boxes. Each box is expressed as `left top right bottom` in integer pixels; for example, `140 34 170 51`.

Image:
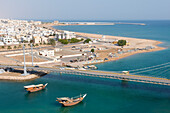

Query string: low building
56 31 76 40
39 49 54 57
41 36 48 44
33 36 41 44
1 36 19 45
55 48 62 52
0 41 4 46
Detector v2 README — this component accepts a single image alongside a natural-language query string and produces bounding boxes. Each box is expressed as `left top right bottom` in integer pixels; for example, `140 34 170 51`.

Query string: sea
0 20 170 113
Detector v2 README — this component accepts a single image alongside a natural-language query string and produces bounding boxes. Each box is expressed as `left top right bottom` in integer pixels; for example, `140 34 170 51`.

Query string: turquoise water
54 20 170 78
0 21 170 113
0 74 170 113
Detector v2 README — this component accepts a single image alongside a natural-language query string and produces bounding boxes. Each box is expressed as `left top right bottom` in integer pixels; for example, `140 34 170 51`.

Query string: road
0 65 170 86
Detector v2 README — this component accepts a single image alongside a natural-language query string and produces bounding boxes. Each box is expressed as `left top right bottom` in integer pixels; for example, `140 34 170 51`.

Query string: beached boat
56 94 87 107
24 83 48 92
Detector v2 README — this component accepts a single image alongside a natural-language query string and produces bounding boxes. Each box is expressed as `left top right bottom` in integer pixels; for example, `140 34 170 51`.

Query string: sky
0 0 170 20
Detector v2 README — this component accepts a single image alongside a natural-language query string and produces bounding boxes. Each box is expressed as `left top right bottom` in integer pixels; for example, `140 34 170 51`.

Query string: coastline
0 71 47 82
40 23 166 65
74 32 165 63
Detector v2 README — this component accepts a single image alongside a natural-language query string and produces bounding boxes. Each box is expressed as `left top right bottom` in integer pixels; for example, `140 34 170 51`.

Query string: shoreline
74 32 165 62
40 23 166 65
0 71 47 82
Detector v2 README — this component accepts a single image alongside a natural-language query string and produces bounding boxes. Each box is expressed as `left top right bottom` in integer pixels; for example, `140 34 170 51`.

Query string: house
33 36 41 44
56 31 76 40
2 36 13 45
41 36 48 44
0 36 19 45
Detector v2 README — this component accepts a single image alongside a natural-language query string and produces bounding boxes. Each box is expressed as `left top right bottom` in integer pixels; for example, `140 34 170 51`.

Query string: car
34 65 39 67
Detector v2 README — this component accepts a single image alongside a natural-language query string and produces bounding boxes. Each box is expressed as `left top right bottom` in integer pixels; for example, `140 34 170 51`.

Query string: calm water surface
0 20 170 113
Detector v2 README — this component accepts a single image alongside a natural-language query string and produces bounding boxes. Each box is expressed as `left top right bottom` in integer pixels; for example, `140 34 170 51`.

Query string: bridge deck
0 65 169 86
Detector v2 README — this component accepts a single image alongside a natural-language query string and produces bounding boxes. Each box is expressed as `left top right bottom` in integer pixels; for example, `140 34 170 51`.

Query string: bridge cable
128 62 170 72
130 65 170 74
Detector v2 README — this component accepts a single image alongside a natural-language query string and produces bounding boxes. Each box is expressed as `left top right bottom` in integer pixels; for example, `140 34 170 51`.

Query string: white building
0 41 4 46
39 49 54 57
56 31 76 40
55 48 62 52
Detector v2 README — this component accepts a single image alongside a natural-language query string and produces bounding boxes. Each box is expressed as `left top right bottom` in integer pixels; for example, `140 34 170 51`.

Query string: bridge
0 63 170 86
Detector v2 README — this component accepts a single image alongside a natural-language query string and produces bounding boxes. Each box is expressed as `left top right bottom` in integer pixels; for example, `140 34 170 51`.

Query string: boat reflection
25 88 47 100
57 102 85 113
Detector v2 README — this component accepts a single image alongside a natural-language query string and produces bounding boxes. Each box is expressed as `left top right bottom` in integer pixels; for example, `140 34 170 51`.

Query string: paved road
0 65 170 85
0 46 53 53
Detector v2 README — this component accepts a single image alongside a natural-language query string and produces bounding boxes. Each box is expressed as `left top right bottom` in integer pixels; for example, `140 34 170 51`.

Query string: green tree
30 40 34 43
49 39 56 46
14 46 17 49
8 46 12 49
91 49 95 53
43 41 46 45
23 40 28 43
35 44 39 46
84 38 91 44
58 39 69 44
70 38 81 43
118 40 126 46
18 45 22 48
1 46 5 49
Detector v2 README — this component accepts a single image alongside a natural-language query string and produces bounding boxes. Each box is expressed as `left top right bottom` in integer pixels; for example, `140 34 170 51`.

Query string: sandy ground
0 23 164 67
75 32 162 49
0 56 20 65
38 23 166 66
97 47 165 63
10 55 47 62
0 72 39 81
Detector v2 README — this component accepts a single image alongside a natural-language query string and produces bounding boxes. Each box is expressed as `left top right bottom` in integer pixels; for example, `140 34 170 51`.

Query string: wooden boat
24 83 48 92
56 94 87 107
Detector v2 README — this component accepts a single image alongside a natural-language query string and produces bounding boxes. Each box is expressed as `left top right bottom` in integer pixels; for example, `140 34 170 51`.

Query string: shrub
70 38 81 43
23 40 28 43
18 45 22 48
30 40 33 43
58 39 69 44
91 49 94 53
43 42 46 45
35 44 39 46
118 40 126 46
8 46 12 49
14 46 17 49
49 39 56 46
1 46 5 49
84 38 91 43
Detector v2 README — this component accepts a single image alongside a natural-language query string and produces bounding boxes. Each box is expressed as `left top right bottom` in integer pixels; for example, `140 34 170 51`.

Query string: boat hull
26 86 46 92
25 83 48 93
57 94 87 107
62 98 83 107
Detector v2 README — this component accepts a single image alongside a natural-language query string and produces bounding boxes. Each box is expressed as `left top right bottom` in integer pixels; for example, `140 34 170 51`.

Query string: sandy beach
0 72 39 81
74 32 165 62
36 23 166 66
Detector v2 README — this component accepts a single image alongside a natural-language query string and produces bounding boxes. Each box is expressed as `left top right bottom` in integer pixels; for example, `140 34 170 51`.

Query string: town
0 19 162 80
